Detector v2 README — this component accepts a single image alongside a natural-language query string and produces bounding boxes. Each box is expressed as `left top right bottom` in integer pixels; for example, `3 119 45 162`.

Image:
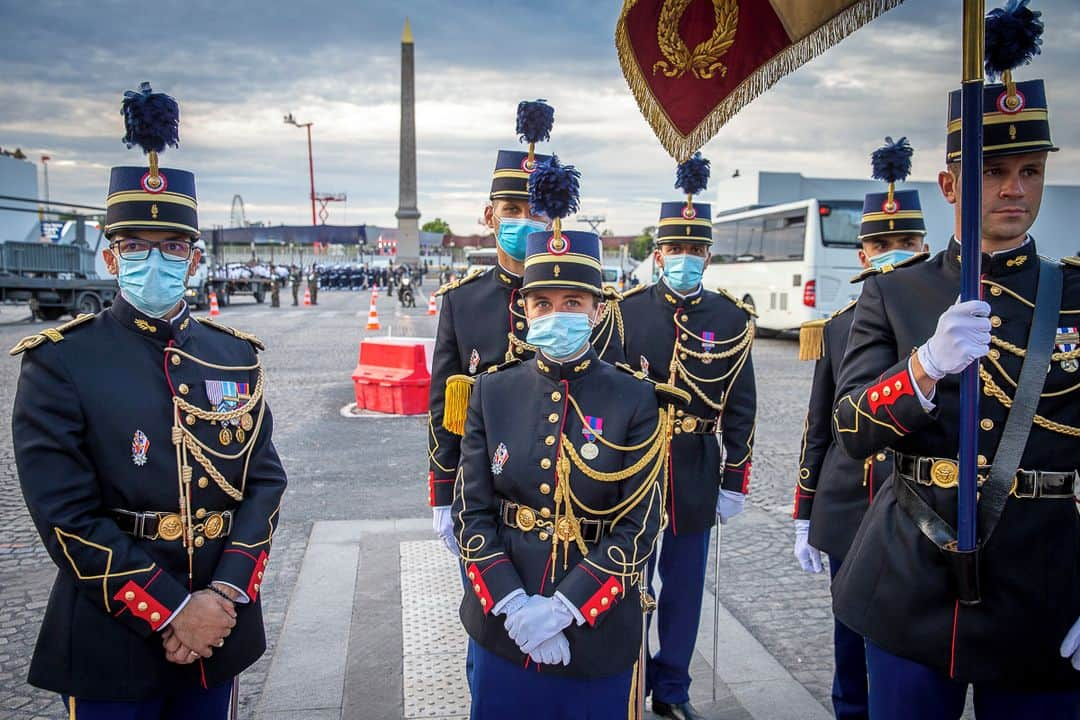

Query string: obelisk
395 17 421 263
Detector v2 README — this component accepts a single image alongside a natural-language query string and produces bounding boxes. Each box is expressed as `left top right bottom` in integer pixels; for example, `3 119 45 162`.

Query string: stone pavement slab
256 519 828 720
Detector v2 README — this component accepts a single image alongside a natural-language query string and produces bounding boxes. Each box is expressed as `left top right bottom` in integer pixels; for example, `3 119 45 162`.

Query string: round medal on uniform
235 428 246 444
581 442 599 460
240 413 254 431
219 428 232 446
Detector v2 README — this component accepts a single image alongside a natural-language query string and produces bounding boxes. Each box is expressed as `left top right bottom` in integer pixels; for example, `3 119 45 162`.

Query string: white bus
465 247 499 274
705 199 865 334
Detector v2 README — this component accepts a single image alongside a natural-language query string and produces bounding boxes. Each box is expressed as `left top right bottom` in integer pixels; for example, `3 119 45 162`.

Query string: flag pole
957 0 985 553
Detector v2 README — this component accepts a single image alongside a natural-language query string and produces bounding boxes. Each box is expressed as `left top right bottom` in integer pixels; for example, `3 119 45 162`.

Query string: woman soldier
450 157 681 719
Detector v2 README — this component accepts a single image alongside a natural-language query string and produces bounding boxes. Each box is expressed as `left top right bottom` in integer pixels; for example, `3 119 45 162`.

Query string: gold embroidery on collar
573 359 591 373
537 358 550 373
664 293 678 305
1006 255 1028 267
179 317 190 331
134 318 157 333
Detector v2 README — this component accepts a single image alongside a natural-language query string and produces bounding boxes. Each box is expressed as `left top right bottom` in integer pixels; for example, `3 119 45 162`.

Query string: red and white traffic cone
365 290 381 330
208 291 221 317
426 293 437 316
303 286 312 306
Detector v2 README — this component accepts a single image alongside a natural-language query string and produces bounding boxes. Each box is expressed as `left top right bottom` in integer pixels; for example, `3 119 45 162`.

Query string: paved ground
0 287 847 719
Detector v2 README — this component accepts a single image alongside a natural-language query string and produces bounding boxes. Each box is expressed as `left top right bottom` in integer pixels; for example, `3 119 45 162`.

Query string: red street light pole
283 112 317 226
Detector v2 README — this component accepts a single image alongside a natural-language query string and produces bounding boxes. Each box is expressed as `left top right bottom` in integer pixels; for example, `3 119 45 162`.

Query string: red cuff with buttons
580 576 623 626
246 550 269 601
722 463 751 494
429 471 455 507
866 369 914 413
114 580 171 631
466 562 495 615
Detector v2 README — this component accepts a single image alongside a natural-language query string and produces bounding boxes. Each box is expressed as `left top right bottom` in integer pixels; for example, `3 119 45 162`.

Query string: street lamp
283 112 317 226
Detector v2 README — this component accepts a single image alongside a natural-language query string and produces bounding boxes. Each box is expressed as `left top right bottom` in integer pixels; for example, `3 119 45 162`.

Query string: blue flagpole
958 0 985 552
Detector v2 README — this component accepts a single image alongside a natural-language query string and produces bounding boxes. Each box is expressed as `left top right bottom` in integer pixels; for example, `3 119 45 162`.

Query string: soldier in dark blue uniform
620 154 757 720
10 83 287 720
428 100 625 542
793 137 929 720
831 5 1080 717
452 156 678 719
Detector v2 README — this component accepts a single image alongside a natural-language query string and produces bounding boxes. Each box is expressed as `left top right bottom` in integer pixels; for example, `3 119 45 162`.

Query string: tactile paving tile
400 540 471 718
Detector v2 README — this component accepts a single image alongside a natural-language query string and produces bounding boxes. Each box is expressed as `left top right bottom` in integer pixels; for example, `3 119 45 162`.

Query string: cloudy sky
2 0 1078 236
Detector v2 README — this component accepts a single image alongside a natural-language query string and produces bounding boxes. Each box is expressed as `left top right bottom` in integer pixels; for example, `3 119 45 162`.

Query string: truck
184 258 280 309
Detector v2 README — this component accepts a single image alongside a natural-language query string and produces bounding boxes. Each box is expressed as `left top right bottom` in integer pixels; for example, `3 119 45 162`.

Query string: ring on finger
216 639 225 648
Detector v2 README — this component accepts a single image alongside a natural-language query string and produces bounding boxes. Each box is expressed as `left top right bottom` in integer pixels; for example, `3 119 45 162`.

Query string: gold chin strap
166 347 265 581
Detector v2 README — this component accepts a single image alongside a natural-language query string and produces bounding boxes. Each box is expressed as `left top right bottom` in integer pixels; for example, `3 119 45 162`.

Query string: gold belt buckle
203 512 226 539
157 513 185 541
929 459 959 489
681 416 698 433
515 506 537 533
555 516 580 543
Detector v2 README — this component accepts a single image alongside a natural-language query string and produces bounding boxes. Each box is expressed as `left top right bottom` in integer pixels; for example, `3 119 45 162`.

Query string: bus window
761 212 805 261
819 202 863 247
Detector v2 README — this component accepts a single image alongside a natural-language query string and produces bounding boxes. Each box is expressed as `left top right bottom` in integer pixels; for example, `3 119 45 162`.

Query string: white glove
504 595 575 654
793 519 824 573
716 489 746 525
528 630 572 666
432 506 457 555
916 299 992 380
1060 616 1080 671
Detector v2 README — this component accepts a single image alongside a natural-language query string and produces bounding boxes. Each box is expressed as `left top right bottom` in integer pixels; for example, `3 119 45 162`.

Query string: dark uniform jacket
12 295 287 701
831 239 1080 690
453 348 663 677
621 280 756 535
427 266 626 507
794 303 892 561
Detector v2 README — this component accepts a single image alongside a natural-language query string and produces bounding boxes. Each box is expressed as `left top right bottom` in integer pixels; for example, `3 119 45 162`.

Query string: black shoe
651 700 704 720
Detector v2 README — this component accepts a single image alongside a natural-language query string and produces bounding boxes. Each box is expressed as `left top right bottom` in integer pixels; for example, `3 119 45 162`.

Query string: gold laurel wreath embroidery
652 0 739 80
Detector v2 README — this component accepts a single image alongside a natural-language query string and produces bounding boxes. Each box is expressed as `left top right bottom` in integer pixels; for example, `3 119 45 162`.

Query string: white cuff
492 588 526 616
908 357 936 411
554 591 587 626
213 581 250 604
157 594 191 631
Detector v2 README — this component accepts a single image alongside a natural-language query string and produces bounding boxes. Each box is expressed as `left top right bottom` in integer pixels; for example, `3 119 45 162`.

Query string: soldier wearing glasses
10 83 287 719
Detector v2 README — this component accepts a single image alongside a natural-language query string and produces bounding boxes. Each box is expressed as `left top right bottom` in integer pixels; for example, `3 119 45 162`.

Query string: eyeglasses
111 238 194 262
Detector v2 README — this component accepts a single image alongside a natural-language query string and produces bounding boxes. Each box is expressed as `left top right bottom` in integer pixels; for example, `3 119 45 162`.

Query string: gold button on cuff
882 386 892 397
540 508 551 518
468 572 476 581
544 436 555 446
539 482 552 494
474 584 481 593
198 476 209 489
551 391 562 402
610 587 619 596
991 316 1002 328
258 571 264 579
137 602 148 612
601 597 609 606
150 612 161 622
895 381 903 390
124 591 136 601
481 597 488 607
589 608 598 618
870 391 880 402
980 419 994 431
254 583 260 592
548 413 559 423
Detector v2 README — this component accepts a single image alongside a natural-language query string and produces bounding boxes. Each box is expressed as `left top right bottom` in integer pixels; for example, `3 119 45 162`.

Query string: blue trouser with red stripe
866 640 1080 720
645 527 710 705
62 680 232 720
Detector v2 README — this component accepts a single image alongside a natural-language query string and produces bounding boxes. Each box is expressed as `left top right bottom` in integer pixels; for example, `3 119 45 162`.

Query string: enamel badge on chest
468 349 480 375
131 430 150 466
1056 327 1078 372
491 442 509 475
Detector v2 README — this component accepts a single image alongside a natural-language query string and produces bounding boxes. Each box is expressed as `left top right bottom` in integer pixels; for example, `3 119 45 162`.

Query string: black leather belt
499 500 608 543
896 453 1077 499
110 509 234 541
673 412 718 435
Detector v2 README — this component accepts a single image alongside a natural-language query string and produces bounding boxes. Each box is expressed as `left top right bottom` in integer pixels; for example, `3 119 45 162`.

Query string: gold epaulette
602 285 625 302
196 317 265 351
850 252 930 283
442 358 521 435
9 313 95 356
619 283 649 300
615 362 691 408
798 319 827 361
1062 256 1080 269
714 287 758 318
434 268 486 297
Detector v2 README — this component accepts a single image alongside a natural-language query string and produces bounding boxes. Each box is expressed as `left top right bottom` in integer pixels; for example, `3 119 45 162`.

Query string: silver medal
581 442 599 460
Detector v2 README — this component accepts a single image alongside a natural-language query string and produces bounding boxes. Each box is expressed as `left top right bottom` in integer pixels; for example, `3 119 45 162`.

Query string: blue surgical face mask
526 311 594 359
496 218 547 262
869 249 917 269
662 253 706 292
118 251 191 318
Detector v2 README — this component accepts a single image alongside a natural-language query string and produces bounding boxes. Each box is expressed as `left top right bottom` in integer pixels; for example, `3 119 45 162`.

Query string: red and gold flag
616 0 906 160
